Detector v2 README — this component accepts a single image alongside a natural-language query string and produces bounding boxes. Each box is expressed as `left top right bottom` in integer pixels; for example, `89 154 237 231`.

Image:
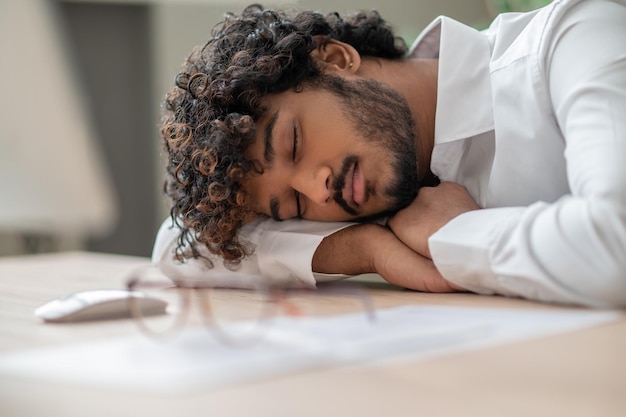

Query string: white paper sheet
0 306 620 394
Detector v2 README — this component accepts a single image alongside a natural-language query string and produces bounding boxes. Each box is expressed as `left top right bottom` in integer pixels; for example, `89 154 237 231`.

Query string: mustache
331 155 358 216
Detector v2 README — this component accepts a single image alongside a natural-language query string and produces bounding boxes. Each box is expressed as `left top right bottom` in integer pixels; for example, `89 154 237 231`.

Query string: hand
387 182 479 259
313 224 462 292
373 228 464 292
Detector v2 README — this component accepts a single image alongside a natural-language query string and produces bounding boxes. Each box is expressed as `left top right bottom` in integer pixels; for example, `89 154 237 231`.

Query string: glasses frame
125 266 376 347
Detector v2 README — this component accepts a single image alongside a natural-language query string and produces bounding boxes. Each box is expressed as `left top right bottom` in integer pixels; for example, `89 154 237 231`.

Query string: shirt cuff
256 220 355 288
428 208 523 297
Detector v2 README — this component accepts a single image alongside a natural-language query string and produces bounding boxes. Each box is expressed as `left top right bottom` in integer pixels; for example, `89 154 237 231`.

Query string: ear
310 36 361 74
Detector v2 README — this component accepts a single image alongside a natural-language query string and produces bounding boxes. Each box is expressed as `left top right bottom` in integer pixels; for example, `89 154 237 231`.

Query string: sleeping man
153 0 626 307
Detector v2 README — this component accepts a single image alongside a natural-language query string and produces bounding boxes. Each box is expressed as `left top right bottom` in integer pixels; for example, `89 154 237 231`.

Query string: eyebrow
263 111 279 164
269 196 282 221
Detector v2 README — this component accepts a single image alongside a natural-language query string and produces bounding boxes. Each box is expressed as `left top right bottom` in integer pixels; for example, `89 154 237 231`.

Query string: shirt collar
408 16 494 145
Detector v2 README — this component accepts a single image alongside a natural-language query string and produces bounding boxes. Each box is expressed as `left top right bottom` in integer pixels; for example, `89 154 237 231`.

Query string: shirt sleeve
152 216 354 289
429 0 626 308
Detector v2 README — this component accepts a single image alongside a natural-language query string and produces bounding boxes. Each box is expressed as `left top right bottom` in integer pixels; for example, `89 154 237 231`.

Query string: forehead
253 86 348 135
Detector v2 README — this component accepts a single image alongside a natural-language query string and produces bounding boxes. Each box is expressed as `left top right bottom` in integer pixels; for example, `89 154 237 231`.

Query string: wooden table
0 252 624 417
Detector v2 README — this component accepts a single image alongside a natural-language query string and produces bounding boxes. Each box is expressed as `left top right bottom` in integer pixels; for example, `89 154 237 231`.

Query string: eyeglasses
125 265 376 346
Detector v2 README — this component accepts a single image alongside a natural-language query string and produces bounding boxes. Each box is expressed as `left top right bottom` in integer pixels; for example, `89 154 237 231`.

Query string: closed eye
292 125 302 218
292 125 298 161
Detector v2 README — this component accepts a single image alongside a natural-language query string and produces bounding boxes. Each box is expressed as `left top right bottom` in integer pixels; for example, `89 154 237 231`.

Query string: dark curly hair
162 3 407 265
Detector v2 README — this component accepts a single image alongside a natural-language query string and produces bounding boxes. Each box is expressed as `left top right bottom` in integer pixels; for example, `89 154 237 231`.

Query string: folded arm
312 223 463 292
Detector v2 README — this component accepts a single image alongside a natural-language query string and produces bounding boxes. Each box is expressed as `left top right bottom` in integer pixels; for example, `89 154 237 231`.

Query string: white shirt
153 0 626 307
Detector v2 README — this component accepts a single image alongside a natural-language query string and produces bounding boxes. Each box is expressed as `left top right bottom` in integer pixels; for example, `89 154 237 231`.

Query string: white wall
0 0 118 255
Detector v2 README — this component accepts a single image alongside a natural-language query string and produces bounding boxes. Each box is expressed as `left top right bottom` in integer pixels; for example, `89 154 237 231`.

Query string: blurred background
0 0 546 258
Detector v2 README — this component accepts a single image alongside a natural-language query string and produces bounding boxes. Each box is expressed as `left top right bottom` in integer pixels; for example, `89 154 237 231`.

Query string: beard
310 75 420 218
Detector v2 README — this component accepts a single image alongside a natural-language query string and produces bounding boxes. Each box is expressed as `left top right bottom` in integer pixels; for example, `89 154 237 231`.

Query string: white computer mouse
35 289 168 323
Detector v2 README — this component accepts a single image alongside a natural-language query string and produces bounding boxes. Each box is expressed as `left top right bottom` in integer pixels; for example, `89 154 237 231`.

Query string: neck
358 57 438 183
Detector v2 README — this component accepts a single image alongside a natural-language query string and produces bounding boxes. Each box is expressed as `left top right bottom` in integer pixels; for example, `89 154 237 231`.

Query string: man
154 0 626 307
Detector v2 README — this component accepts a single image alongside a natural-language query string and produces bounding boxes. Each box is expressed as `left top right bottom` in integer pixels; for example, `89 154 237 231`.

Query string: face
243 75 419 222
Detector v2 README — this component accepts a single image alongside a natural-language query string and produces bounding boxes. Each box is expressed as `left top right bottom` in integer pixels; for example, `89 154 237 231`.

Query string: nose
290 164 332 205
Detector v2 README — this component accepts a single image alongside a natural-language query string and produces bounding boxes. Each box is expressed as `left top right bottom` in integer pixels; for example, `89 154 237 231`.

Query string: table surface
0 251 624 417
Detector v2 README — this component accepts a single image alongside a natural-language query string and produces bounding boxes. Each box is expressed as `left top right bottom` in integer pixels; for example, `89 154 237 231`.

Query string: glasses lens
199 281 279 345
127 268 188 338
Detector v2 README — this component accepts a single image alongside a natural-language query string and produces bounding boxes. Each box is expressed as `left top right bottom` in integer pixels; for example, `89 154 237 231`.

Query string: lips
342 160 365 207
352 162 365 205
